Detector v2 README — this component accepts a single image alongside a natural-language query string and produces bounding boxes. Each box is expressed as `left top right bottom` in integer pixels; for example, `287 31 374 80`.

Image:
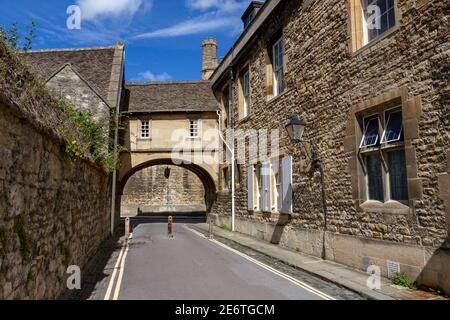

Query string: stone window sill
266 89 290 106
360 199 410 215
239 115 251 124
351 25 399 57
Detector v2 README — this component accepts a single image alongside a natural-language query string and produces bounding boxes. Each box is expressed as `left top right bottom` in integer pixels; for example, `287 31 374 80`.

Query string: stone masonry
0 100 111 299
211 0 450 292
0 42 112 299
121 165 206 215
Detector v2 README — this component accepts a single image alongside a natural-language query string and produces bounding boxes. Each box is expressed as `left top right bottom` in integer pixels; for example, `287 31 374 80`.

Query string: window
256 165 263 211
140 120 150 139
238 68 250 120
387 150 408 201
381 108 403 143
350 0 397 51
360 115 379 147
362 0 396 44
243 71 250 118
247 157 293 214
365 153 384 201
273 160 282 212
272 38 285 97
189 120 200 138
359 107 408 202
221 88 230 128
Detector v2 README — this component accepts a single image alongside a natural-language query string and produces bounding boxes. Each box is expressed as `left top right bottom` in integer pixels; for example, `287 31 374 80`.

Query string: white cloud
135 14 236 39
133 0 250 40
186 0 249 12
134 71 172 82
76 0 151 21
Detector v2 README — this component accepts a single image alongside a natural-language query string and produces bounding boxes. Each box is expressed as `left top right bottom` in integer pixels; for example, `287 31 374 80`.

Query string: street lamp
285 112 307 142
285 112 328 260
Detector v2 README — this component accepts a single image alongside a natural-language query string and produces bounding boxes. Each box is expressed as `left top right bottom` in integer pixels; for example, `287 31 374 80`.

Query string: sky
0 0 254 81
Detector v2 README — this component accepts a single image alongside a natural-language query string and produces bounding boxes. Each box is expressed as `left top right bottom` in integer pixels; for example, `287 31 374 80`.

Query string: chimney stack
202 38 218 80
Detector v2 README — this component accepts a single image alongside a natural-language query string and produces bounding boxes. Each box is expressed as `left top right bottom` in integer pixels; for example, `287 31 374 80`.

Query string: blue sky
0 0 254 81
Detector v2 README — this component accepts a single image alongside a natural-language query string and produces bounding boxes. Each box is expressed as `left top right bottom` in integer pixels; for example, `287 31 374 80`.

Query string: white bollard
208 215 214 240
125 217 130 237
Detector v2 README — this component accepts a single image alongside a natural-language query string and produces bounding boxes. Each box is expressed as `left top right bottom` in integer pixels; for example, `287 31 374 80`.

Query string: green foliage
392 272 418 290
57 99 120 172
219 223 229 231
13 214 31 261
0 19 36 52
65 138 84 162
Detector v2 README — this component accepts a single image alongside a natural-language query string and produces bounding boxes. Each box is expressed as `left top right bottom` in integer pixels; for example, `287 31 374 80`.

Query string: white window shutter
247 165 254 211
262 161 272 212
281 155 293 214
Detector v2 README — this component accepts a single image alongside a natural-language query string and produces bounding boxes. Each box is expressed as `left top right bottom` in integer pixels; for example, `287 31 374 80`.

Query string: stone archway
121 165 206 216
117 155 218 219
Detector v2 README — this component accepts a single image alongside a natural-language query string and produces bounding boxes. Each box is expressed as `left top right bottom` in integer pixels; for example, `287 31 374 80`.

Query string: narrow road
93 221 361 300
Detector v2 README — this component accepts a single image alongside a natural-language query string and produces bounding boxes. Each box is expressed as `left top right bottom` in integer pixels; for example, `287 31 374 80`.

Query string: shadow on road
58 223 124 300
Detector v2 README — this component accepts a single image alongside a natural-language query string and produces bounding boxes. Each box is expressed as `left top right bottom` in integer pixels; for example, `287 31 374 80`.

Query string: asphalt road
97 222 360 300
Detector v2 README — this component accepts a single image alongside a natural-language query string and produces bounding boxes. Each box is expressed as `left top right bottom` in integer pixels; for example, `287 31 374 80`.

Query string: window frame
255 164 263 212
243 70 251 118
272 37 285 97
360 113 380 148
381 107 403 144
361 0 396 45
349 0 400 53
189 119 200 139
140 119 150 139
358 106 409 204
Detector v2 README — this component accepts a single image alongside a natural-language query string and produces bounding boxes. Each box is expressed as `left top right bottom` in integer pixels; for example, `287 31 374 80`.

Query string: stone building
210 0 449 292
19 41 220 219
119 80 219 216
19 43 125 124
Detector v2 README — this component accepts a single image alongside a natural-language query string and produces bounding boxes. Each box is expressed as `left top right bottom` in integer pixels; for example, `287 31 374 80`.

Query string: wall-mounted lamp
285 112 327 260
285 112 307 142
164 167 171 179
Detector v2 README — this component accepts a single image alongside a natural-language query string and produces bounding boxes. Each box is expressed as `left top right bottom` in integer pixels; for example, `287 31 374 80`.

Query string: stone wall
121 165 205 215
212 0 449 291
47 65 111 123
0 98 111 299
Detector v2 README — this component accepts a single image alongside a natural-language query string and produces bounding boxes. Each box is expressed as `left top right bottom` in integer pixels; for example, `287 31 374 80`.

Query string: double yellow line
104 234 132 300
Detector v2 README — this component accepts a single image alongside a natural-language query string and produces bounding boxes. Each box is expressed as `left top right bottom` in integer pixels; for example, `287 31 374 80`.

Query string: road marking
186 226 336 301
113 243 129 300
104 233 133 300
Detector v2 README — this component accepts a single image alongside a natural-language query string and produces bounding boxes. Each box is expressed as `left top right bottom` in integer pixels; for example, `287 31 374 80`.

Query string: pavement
189 223 447 301
82 221 365 300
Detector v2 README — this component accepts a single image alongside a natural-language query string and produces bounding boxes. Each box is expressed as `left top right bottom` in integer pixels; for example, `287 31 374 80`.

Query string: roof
211 0 281 86
122 81 218 113
18 45 119 106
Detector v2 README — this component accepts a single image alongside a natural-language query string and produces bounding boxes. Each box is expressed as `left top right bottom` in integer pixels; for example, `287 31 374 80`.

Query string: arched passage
118 158 218 217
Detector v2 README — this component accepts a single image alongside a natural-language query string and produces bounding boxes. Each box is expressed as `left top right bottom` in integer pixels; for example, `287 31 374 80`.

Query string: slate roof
18 46 117 105
122 81 218 113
